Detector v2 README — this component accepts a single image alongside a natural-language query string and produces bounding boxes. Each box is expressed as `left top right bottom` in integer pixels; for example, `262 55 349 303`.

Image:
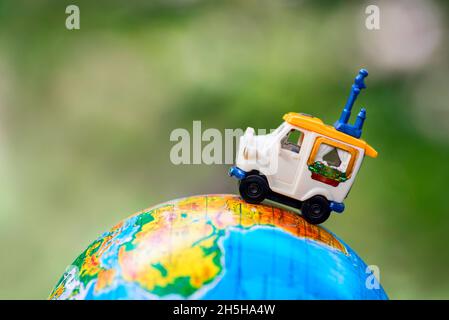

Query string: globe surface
49 194 387 300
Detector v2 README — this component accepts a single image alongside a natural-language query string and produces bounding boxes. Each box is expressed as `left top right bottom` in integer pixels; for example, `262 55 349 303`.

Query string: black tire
301 196 331 225
239 175 268 204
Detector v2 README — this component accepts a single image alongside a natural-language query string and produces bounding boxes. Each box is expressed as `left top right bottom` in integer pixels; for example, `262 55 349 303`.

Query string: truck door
276 128 304 185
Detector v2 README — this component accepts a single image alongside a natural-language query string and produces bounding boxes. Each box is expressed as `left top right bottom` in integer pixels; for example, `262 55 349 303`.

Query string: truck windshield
281 129 303 153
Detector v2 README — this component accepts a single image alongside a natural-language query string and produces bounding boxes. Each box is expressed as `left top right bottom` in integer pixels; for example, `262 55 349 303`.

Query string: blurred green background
0 0 448 299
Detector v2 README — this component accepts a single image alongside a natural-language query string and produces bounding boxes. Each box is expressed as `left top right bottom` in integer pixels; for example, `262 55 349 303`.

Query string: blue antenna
334 69 368 138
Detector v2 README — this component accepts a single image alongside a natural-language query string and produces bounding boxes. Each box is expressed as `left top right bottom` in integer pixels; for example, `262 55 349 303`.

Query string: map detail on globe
49 194 387 300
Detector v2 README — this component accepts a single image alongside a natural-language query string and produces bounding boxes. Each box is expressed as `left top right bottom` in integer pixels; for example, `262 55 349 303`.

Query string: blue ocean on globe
203 226 387 299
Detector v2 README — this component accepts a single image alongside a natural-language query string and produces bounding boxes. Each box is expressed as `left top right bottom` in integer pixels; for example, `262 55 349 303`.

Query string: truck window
315 143 351 173
281 129 303 153
307 138 358 184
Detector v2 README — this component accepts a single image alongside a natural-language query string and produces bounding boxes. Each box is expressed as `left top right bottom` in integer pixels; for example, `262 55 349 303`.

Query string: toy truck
229 69 377 224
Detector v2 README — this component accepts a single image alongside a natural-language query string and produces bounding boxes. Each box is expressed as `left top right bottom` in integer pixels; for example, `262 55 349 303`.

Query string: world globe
49 194 387 300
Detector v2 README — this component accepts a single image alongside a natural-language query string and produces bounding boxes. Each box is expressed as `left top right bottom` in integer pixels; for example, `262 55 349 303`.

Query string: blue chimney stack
334 69 369 138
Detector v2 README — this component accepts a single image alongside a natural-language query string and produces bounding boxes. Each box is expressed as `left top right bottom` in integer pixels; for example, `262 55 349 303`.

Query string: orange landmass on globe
95 269 116 292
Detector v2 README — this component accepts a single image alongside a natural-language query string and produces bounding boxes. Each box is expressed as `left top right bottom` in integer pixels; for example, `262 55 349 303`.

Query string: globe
49 194 387 300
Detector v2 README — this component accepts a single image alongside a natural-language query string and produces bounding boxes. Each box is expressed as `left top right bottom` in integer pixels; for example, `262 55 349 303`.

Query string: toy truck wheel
239 175 268 204
301 196 331 225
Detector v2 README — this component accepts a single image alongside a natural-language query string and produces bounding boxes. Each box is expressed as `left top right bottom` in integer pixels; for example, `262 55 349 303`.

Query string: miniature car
229 69 377 224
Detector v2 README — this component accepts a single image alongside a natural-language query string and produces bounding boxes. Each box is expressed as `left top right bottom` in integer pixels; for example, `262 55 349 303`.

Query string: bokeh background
0 0 448 299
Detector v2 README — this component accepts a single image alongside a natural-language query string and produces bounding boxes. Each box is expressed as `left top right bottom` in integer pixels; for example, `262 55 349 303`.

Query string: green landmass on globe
49 194 387 300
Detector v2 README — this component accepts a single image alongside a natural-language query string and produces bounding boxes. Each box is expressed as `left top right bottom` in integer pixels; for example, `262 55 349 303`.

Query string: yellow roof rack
283 112 378 158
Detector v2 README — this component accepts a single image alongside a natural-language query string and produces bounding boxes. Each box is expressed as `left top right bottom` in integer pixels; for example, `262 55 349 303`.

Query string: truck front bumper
228 166 247 180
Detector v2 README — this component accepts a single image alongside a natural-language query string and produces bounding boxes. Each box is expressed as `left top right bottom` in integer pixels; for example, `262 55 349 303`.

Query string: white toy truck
229 69 377 224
